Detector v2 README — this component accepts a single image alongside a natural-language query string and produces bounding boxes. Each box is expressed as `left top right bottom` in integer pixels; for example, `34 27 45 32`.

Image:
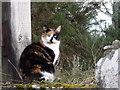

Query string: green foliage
104 26 120 42
32 34 41 43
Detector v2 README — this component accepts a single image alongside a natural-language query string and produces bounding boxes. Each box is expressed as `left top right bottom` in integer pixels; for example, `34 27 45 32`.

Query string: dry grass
55 55 95 85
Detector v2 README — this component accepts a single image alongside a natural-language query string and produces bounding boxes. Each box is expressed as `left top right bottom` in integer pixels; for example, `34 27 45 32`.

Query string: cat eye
48 35 51 37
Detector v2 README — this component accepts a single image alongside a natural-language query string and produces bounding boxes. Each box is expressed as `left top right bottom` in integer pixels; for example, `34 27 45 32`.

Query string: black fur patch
53 32 60 41
43 25 51 33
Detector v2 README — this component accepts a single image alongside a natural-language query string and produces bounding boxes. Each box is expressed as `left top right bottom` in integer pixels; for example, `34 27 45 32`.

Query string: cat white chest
44 42 60 64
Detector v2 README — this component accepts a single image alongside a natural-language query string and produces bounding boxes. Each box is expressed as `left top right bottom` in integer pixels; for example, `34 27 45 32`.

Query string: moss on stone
0 81 98 89
39 82 96 88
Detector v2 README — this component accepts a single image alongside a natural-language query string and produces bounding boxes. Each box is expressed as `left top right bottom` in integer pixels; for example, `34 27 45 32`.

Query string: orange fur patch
42 30 55 37
40 40 45 47
31 65 41 74
34 51 39 55
47 42 57 44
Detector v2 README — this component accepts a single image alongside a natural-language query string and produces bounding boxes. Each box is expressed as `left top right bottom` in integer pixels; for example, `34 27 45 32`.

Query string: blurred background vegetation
31 2 120 84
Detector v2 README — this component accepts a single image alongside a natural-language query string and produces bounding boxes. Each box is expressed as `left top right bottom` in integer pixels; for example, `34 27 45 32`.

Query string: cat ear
56 25 61 33
43 25 49 33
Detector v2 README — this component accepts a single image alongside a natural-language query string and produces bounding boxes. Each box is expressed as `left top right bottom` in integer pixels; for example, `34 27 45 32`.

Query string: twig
8 59 23 82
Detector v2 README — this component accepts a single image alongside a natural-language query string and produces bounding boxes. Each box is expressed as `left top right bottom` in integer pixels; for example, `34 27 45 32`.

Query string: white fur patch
41 71 55 82
42 37 60 64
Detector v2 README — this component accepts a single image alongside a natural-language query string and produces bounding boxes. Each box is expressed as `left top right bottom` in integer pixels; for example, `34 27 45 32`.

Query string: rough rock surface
95 40 120 88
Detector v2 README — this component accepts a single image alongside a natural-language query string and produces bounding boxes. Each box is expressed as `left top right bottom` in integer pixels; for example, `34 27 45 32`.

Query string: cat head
41 25 61 44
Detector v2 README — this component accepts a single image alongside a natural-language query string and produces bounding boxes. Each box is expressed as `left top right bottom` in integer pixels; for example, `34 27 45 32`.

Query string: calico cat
19 25 61 82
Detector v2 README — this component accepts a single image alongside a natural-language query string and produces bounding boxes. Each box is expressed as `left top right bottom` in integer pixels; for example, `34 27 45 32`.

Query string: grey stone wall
95 40 120 88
